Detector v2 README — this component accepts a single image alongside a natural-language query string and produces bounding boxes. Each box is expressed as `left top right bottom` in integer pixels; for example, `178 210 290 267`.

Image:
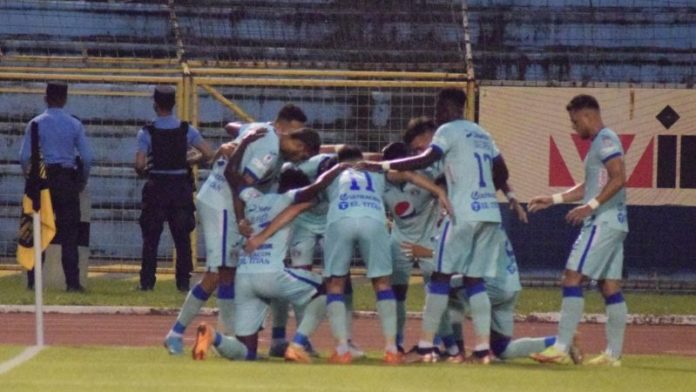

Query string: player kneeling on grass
193 161 342 362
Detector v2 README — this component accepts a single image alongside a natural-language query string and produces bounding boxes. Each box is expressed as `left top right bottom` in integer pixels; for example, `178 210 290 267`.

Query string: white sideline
0 345 43 375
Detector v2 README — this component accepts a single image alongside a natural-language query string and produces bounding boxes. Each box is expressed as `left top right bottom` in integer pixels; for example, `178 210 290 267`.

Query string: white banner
480 86 696 206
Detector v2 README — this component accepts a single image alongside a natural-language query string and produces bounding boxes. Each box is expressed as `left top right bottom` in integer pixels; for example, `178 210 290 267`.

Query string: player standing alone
529 94 628 367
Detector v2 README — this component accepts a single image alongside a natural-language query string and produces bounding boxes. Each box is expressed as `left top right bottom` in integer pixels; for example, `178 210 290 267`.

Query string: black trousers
45 166 82 289
139 175 195 289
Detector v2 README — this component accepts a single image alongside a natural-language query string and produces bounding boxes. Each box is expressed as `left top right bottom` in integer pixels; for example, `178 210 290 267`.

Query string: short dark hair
276 104 307 123
317 156 338 176
337 145 363 162
437 88 467 109
566 94 600 112
278 167 311 193
381 142 409 161
46 82 68 101
402 116 436 145
154 85 176 111
288 128 321 156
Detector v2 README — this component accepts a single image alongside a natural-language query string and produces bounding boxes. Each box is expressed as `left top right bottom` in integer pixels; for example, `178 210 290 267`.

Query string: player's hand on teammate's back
565 204 592 226
509 198 528 223
528 195 553 213
241 127 268 144
436 192 454 221
243 235 263 253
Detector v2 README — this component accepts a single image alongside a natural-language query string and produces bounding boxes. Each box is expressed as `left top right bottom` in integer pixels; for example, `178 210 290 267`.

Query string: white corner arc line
0 346 44 375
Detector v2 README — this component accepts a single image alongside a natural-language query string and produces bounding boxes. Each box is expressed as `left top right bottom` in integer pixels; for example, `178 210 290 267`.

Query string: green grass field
1 272 695 315
2 346 696 392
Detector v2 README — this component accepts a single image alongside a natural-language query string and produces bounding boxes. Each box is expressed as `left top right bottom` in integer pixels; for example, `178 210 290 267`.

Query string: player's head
337 145 363 163
382 142 410 161
566 94 601 140
274 104 307 134
153 85 176 113
435 88 466 126
281 127 320 163
403 116 436 155
278 167 311 193
45 82 68 107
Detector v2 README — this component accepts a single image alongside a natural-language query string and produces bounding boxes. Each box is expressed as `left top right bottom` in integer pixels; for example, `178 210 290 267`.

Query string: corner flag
17 121 56 270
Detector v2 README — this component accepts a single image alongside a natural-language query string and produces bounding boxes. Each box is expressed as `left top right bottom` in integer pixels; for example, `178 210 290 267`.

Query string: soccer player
528 94 628 367
192 162 335 363
381 139 448 353
359 88 505 364
163 105 317 355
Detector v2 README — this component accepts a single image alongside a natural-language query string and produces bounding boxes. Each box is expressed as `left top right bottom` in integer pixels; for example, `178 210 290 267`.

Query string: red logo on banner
549 135 653 188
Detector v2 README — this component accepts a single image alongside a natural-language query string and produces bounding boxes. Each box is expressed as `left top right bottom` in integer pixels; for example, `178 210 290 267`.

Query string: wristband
551 193 564 204
506 191 517 201
587 198 600 210
381 161 391 171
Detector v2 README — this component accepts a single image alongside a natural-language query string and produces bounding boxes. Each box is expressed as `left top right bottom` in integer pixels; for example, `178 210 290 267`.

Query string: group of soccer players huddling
162 88 629 367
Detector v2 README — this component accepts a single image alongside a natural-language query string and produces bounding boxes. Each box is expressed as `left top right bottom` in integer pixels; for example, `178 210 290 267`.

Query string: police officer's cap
46 82 68 100
154 85 176 107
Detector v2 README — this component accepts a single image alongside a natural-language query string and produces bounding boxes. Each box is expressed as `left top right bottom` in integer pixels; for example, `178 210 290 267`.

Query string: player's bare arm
223 128 268 234
358 146 442 172
243 201 314 253
528 182 585 213
566 156 625 225
294 161 352 203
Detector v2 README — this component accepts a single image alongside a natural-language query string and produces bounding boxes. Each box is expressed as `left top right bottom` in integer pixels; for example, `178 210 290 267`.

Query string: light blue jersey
584 128 628 232
383 170 440 244
431 120 501 223
325 168 386 225
237 188 298 274
293 153 334 233
196 122 280 211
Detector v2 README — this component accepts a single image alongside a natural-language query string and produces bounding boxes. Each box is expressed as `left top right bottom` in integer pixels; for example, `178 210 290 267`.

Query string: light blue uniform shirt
293 153 334 233
237 188 298 274
325 168 386 225
19 108 92 178
196 122 281 211
584 127 629 232
136 114 205 175
383 168 440 244
431 119 501 223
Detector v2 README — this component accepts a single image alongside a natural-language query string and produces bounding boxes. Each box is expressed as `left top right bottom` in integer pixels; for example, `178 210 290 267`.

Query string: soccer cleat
348 341 366 359
268 341 289 358
463 353 492 365
383 351 403 365
445 353 465 364
403 346 438 364
284 344 312 364
192 323 214 360
163 335 183 355
328 351 353 364
585 352 621 367
530 346 572 365
569 334 584 365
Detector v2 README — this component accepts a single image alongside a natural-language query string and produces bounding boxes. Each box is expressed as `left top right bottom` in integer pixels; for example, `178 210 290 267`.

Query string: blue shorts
289 223 323 268
234 269 322 336
197 201 242 271
433 219 499 277
324 217 392 278
566 223 626 280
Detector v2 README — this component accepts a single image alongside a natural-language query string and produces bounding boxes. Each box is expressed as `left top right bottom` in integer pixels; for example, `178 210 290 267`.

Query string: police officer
134 86 214 292
19 81 93 292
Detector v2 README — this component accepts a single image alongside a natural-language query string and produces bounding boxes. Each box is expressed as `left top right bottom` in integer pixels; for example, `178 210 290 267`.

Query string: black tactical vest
145 121 188 171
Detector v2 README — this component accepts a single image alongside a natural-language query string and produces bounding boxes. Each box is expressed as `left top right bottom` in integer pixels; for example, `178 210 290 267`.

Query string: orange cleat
383 351 403 365
285 344 312 364
328 350 352 364
192 323 214 360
